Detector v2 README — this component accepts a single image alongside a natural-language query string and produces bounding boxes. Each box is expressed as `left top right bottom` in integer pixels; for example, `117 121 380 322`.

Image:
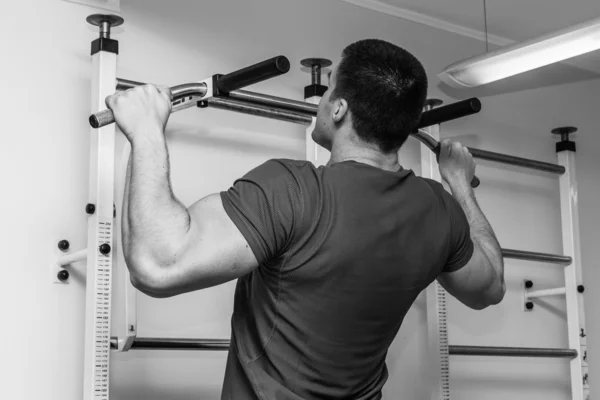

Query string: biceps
158 194 259 295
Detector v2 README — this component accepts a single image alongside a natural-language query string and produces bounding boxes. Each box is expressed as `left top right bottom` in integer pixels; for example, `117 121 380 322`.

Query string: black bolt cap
86 204 96 215
58 270 70 282
99 243 111 255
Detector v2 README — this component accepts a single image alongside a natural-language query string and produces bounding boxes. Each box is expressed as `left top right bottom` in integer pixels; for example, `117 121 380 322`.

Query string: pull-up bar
91 74 483 188
95 69 567 186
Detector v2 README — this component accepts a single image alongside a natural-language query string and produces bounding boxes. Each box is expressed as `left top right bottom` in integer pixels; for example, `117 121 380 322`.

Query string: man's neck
328 140 401 172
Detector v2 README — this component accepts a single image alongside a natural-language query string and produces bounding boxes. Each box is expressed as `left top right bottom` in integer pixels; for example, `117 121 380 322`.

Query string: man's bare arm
436 140 505 310
109 85 258 298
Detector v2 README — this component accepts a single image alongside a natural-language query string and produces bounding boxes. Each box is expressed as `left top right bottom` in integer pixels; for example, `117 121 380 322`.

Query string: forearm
122 131 191 279
448 179 505 287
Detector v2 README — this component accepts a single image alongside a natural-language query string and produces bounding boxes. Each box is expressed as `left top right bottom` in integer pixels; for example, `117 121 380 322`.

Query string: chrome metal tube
57 249 87 267
170 83 207 101
206 97 314 125
502 249 572 265
229 90 318 115
116 78 142 91
115 79 207 102
450 345 577 359
527 287 567 299
468 147 565 174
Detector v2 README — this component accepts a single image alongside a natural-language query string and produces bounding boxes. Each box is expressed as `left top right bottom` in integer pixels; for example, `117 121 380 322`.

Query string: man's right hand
105 84 172 145
438 139 476 187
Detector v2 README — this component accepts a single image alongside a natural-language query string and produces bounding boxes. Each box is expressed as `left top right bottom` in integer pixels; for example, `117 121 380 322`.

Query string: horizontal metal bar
450 345 577 359
116 78 142 91
115 78 206 102
527 287 567 299
502 249 572 265
417 98 481 128
57 249 87 267
468 147 565 174
110 337 230 351
229 90 318 114
206 97 314 125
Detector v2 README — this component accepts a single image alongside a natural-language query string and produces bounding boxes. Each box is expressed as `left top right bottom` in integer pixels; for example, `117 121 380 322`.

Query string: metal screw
578 285 585 293
525 280 533 289
129 325 135 332
525 302 534 310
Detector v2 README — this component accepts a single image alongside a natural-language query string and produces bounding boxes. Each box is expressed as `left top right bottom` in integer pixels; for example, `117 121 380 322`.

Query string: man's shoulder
241 159 317 189
257 158 318 177
269 158 316 169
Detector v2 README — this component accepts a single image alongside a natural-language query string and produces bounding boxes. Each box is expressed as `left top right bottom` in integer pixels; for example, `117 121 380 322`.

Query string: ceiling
341 0 600 74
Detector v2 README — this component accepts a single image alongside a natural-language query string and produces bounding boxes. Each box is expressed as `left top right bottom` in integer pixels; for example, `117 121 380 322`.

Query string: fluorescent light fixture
438 16 600 88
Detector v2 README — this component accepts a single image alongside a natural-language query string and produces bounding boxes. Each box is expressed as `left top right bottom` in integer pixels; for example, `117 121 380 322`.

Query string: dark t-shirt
219 159 473 400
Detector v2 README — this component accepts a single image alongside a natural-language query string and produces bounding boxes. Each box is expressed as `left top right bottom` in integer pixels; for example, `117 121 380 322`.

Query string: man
107 39 505 399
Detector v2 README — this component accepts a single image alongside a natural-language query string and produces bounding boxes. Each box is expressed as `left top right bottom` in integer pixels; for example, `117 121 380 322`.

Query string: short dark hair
331 39 428 153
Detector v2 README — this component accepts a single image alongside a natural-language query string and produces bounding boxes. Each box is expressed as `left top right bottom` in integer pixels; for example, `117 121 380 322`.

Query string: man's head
312 39 428 154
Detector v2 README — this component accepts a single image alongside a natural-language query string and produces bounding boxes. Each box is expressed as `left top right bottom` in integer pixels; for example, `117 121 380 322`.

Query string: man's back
220 159 473 400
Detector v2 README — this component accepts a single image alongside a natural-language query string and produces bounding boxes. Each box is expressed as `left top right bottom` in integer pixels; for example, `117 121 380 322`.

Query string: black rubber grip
217 56 290 94
417 98 481 129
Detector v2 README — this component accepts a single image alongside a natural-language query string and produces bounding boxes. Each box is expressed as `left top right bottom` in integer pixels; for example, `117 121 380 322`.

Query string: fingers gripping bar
414 98 482 188
89 56 291 129
89 82 208 128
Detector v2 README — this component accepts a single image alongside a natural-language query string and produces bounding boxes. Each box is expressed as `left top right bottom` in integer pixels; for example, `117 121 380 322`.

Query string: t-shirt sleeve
440 188 475 273
220 159 304 265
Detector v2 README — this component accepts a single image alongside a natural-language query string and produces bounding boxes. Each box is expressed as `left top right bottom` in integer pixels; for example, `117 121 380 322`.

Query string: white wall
2 0 599 399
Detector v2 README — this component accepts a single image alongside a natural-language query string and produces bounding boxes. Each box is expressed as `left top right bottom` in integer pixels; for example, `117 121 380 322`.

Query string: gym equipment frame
54 14 588 400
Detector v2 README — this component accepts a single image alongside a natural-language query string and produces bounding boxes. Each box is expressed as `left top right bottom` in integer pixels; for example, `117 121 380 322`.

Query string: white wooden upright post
420 99 451 400
83 14 123 400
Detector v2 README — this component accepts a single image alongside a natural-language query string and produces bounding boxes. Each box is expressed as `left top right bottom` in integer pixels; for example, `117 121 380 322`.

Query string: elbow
130 273 172 298
477 280 506 310
488 278 506 305
127 255 177 299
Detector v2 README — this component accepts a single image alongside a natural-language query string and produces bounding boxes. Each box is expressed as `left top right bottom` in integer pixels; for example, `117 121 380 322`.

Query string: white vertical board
420 119 450 400
83 49 117 400
557 149 589 400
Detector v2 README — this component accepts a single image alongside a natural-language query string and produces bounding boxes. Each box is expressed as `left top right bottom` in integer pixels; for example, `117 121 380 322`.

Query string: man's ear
332 98 349 123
